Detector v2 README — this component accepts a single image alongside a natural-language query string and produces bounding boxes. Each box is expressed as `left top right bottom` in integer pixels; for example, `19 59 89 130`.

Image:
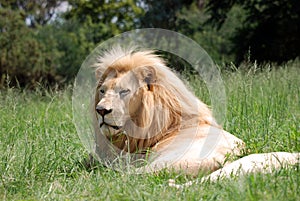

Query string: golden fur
93 47 217 153
91 47 299 177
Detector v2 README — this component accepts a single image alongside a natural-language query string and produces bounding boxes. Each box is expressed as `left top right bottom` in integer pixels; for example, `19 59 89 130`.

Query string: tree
206 0 300 64
0 7 61 87
65 0 144 43
0 0 64 27
140 0 193 30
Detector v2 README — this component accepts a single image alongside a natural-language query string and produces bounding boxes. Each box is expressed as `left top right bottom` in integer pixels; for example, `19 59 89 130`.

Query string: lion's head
93 47 218 153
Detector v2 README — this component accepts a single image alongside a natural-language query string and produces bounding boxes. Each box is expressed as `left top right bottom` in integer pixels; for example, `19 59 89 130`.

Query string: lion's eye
99 89 105 94
119 89 130 97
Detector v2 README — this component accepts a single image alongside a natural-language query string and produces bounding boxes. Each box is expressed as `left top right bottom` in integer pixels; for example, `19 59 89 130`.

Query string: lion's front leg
202 152 299 182
169 152 299 188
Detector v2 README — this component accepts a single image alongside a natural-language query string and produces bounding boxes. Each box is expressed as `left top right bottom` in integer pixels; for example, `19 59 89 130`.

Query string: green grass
0 64 299 200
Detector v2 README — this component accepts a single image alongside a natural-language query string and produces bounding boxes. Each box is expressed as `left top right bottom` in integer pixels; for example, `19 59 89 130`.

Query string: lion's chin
100 122 122 130
100 123 124 137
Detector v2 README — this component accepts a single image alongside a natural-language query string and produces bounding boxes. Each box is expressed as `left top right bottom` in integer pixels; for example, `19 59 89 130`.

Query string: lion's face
93 49 217 153
95 66 155 137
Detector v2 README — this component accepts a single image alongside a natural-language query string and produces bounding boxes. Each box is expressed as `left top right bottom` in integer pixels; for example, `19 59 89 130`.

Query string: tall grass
223 64 299 154
0 63 299 200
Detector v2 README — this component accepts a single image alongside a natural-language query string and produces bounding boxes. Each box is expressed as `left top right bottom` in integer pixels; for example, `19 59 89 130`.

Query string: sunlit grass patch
0 63 299 200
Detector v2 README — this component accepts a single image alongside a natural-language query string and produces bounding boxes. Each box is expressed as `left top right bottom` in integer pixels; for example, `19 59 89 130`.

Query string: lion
90 47 299 181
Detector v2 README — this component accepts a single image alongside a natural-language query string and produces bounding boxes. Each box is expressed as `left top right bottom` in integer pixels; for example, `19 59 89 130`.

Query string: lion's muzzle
96 105 123 131
96 105 113 117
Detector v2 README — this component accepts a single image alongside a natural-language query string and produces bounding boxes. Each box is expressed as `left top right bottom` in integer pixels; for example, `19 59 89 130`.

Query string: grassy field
0 63 299 200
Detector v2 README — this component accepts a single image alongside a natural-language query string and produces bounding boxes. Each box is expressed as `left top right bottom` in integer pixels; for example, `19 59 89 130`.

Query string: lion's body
137 125 244 175
92 47 299 178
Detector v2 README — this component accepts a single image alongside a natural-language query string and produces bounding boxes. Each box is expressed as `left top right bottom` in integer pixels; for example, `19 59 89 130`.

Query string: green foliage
0 0 146 88
140 2 242 65
176 3 237 64
66 0 144 43
206 0 300 63
1 0 300 88
0 6 93 88
0 0 63 27
0 7 60 87
38 19 95 81
140 0 193 30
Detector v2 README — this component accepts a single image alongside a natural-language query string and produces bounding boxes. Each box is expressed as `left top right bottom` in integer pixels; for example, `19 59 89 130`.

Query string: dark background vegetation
0 0 299 88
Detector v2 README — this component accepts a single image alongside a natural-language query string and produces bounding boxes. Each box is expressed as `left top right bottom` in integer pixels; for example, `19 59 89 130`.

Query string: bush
0 7 95 88
0 8 60 88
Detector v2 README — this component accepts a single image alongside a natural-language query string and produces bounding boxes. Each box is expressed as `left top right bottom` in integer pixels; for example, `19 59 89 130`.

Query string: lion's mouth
100 121 122 130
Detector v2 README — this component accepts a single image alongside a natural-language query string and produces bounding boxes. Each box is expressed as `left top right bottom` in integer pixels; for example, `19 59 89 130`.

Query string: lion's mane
93 47 219 153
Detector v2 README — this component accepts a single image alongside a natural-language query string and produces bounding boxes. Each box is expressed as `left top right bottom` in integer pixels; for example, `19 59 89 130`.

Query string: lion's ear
134 66 157 91
95 68 102 80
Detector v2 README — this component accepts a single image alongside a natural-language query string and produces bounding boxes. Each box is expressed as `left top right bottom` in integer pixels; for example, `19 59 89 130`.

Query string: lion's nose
96 106 112 116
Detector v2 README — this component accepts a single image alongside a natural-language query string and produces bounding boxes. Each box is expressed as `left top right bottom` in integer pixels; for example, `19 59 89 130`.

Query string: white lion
90 47 299 184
